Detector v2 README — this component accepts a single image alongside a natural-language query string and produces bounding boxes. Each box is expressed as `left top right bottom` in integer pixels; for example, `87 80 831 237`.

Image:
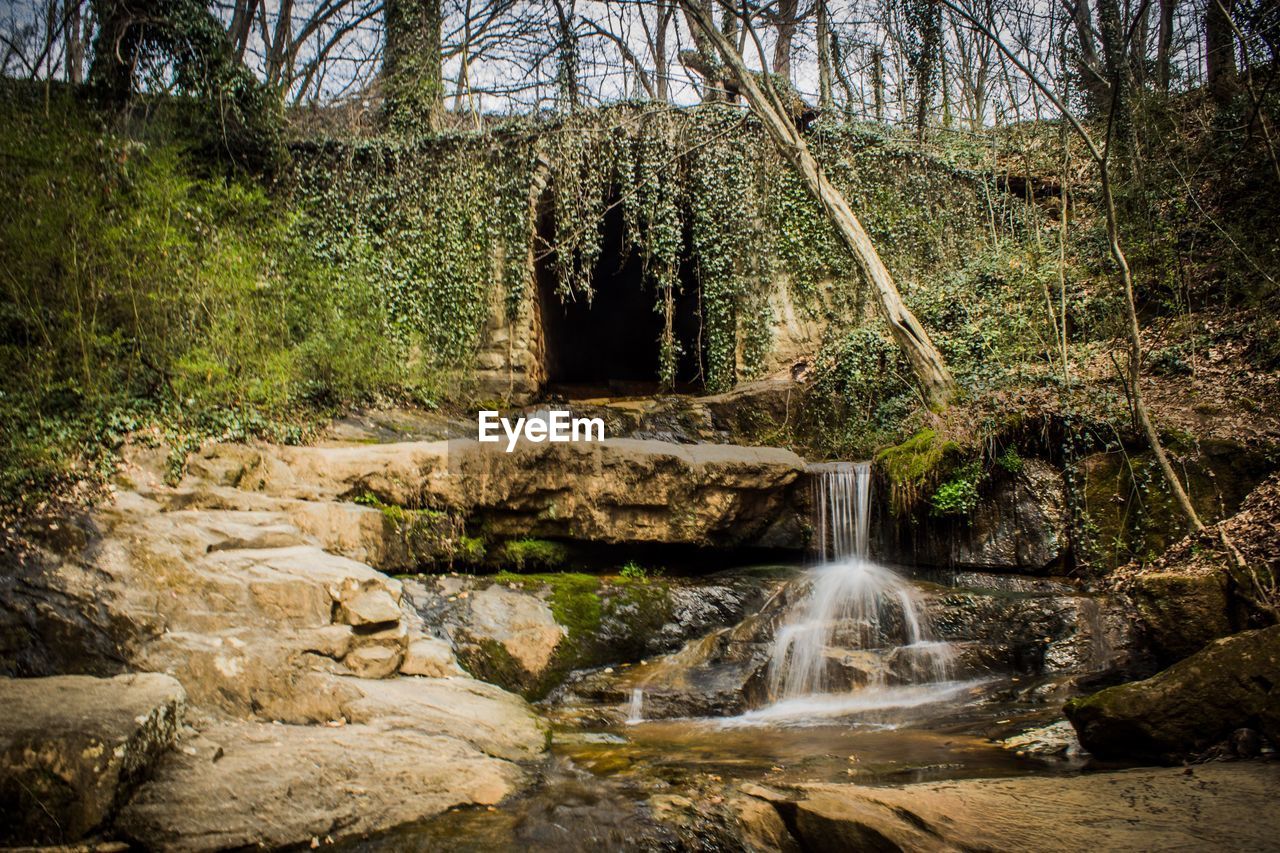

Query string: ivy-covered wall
286 103 1020 400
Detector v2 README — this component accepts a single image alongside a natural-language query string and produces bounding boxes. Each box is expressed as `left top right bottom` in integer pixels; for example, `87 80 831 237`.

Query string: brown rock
747 763 1280 851
0 673 185 845
401 636 462 678
344 645 403 679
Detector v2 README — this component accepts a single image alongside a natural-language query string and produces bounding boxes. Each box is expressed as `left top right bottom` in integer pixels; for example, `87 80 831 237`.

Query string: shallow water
340 666 1085 852
344 464 1111 850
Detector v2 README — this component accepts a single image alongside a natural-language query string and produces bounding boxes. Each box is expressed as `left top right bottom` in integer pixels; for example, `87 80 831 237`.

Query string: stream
345 462 1130 851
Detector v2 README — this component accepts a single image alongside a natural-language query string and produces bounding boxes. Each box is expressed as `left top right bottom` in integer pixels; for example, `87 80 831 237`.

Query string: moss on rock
492 538 570 572
1129 570 1235 665
1064 625 1280 762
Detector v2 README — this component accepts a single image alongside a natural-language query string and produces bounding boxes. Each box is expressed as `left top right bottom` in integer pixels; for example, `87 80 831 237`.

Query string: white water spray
625 688 645 724
764 462 957 708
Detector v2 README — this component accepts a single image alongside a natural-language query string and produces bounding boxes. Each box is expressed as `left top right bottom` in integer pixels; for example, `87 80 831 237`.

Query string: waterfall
765 462 955 704
625 688 644 724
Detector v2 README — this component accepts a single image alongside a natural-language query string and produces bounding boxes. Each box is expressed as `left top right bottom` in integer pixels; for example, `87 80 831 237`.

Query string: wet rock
743 763 1280 851
407 573 777 699
885 459 1068 573
997 720 1082 758
1065 625 1280 761
926 582 1132 678
1229 727 1263 758
0 673 185 845
1127 569 1234 665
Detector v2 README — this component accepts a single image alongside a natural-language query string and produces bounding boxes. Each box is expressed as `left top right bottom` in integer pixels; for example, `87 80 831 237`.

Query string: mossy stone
1065 625 1280 761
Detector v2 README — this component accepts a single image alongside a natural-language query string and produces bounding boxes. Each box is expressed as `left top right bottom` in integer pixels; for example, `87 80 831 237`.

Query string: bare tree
681 0 959 409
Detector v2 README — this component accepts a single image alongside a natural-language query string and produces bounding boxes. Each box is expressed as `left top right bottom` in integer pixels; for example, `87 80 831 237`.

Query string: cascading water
759 461 960 718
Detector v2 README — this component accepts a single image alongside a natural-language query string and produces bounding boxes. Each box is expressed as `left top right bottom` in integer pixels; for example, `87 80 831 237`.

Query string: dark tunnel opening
537 194 703 398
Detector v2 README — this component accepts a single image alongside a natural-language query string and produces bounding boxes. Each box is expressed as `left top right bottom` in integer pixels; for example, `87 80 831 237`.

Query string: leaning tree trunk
681 0 957 409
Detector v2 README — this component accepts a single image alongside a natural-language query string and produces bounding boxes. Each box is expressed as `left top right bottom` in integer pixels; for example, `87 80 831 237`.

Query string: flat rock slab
743 762 1280 852
0 673 185 845
115 720 523 851
274 438 808 548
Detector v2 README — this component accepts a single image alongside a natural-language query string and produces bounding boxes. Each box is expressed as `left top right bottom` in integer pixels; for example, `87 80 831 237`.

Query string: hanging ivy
285 103 1018 393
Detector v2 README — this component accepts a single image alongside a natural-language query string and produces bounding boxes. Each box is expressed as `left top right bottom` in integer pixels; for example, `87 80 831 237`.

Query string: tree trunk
1156 0 1176 90
1067 0 1110 112
228 0 259 62
680 0 957 409
1206 0 1237 103
872 46 885 122
654 0 671 101
88 0 140 103
680 0 732 101
773 0 799 81
383 0 444 132
551 0 580 111
817 0 833 110
64 0 84 84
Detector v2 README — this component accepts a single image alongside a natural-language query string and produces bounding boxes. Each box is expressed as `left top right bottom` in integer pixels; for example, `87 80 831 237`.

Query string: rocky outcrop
253 438 809 549
557 570 1136 722
886 459 1069 573
0 673 185 845
736 762 1280 852
1079 441 1276 572
2 439 549 849
1127 570 1234 665
1065 625 1280 761
407 572 774 698
1113 472 1280 664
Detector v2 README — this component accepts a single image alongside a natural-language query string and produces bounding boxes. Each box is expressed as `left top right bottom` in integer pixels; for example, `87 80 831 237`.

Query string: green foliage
803 327 913 458
294 104 1007 397
876 428 967 513
289 133 533 375
382 0 445 135
929 461 982 517
618 561 647 580
496 571 604 637
88 0 282 170
0 94 403 511
495 538 569 572
996 446 1024 473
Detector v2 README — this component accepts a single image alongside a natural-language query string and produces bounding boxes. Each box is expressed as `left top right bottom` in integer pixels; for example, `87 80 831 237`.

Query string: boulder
333 578 403 627
741 762 1280 851
401 636 463 678
465 585 567 675
0 673 185 845
1128 569 1234 664
1065 625 1280 761
115 677 547 850
344 644 403 679
115 722 521 851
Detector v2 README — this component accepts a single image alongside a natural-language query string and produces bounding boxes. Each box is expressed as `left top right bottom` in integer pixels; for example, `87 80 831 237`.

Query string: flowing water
354 461 1118 849
759 461 965 719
